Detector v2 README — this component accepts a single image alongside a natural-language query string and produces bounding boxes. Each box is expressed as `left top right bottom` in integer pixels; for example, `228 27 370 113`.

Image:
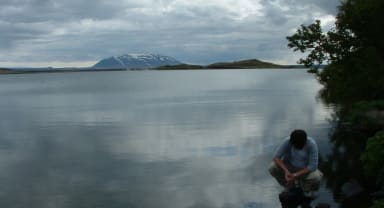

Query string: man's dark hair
290 129 307 149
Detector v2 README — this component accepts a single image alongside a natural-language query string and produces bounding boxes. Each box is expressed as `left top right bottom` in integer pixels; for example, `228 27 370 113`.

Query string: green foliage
361 130 384 185
351 101 384 119
337 0 384 52
286 20 327 70
370 199 384 208
287 0 384 104
318 51 384 103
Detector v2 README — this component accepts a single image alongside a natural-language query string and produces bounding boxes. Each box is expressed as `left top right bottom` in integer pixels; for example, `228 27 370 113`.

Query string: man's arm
273 158 290 174
273 158 295 185
292 167 311 178
272 138 296 185
275 159 310 183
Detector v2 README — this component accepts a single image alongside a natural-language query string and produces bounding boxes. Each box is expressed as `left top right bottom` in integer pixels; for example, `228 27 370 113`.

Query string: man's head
290 129 307 149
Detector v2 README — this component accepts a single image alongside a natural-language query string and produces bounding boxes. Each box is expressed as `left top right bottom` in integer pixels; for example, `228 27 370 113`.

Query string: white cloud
319 14 337 31
0 0 340 67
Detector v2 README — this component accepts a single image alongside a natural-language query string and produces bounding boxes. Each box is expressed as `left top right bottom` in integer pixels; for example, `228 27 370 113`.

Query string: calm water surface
0 69 336 208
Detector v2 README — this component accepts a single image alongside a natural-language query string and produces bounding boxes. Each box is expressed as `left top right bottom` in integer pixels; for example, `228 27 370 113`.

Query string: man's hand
284 171 295 186
274 158 295 186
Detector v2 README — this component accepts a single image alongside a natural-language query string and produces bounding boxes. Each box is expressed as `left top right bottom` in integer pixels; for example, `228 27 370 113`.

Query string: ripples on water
0 69 336 208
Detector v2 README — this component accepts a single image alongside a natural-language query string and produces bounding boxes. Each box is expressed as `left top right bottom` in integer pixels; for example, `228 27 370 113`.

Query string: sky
0 0 340 67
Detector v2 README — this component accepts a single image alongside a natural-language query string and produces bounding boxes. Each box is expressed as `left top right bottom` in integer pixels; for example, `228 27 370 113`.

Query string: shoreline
0 67 305 75
0 68 128 75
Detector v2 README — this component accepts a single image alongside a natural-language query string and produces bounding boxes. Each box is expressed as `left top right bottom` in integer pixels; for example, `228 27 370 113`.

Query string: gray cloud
0 0 340 66
260 0 339 15
0 0 129 22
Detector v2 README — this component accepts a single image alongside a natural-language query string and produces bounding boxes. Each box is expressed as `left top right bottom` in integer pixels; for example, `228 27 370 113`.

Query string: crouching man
269 129 323 197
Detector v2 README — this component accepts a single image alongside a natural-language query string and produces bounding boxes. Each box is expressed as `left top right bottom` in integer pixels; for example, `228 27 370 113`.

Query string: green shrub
361 130 384 185
370 199 384 208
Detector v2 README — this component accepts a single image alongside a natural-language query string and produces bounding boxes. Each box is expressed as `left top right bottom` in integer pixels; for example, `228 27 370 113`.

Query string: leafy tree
287 0 384 103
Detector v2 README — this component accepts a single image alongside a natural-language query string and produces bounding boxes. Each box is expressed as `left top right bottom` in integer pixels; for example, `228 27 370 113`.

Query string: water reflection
0 125 187 207
0 70 334 208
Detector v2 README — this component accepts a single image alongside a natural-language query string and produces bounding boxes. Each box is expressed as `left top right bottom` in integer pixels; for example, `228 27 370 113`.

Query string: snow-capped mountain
93 53 182 69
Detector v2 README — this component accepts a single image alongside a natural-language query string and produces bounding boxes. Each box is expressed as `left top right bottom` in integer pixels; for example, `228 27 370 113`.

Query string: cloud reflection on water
0 70 334 207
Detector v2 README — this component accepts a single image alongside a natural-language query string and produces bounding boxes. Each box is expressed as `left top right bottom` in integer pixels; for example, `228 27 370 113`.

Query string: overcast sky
0 0 340 67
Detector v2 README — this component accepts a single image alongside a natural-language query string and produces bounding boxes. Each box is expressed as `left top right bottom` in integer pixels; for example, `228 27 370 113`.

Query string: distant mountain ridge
0 68 15 74
157 59 303 70
206 59 284 69
93 54 181 69
0 54 306 74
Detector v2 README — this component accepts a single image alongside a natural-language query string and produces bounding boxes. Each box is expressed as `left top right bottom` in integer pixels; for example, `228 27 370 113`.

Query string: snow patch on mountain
93 53 182 69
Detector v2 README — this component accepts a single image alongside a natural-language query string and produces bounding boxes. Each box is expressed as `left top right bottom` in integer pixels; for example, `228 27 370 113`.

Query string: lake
0 69 336 208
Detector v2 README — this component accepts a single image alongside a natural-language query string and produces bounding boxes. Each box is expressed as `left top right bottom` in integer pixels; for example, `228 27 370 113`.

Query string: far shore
0 68 129 75
0 66 306 75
